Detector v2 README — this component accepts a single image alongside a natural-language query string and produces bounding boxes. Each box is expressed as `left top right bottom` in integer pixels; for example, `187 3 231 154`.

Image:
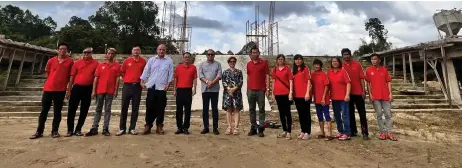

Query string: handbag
274 74 294 105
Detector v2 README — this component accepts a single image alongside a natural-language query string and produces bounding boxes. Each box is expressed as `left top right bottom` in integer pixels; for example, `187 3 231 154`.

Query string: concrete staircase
261 56 461 114
0 55 188 118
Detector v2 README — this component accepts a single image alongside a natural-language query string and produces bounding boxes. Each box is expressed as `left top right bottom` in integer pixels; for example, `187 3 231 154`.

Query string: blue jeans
332 100 351 136
315 104 331 122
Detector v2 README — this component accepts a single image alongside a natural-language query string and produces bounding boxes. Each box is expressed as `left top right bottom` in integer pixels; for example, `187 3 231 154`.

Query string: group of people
29 43 397 142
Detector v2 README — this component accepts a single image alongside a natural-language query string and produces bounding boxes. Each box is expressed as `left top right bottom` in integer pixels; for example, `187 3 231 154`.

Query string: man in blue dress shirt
140 44 174 135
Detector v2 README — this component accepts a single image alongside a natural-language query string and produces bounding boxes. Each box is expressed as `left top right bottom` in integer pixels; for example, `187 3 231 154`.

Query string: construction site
0 2 460 168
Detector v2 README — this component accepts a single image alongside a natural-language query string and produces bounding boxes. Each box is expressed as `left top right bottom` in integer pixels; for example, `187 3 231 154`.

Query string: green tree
58 16 96 53
354 18 393 57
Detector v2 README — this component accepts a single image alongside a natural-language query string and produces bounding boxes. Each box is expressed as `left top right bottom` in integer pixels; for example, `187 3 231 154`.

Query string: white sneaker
302 133 310 140
297 132 304 139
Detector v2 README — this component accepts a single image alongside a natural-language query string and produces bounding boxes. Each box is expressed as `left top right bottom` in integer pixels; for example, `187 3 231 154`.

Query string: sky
1 1 462 55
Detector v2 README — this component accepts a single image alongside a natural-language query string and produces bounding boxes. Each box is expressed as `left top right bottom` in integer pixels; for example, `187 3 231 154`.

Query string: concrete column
0 47 5 64
408 53 415 87
3 49 16 91
402 53 407 83
31 53 37 76
392 55 395 77
37 55 44 73
444 59 462 104
15 51 27 86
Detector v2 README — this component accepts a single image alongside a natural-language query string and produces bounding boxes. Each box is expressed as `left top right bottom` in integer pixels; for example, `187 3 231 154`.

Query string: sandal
387 133 398 141
277 132 287 138
233 128 239 135
225 127 232 135
285 133 292 140
325 136 334 141
316 134 326 139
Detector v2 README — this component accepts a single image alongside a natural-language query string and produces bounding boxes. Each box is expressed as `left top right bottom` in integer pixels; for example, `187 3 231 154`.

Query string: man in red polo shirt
365 54 397 141
246 46 270 137
173 52 197 135
85 48 120 137
117 45 147 136
65 47 98 137
341 48 369 140
30 42 74 139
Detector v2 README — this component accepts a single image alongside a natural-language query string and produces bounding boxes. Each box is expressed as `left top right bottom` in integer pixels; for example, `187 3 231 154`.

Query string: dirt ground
0 111 461 168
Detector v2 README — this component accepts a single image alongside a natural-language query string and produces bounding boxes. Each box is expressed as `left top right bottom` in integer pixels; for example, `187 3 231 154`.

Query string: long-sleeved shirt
198 60 222 93
140 55 174 90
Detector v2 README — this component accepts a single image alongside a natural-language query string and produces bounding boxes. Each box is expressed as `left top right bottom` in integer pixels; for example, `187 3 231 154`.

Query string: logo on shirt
128 63 132 66
371 72 374 75
102 66 106 69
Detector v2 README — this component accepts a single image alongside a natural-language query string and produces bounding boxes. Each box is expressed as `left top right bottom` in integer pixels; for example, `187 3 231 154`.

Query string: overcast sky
1 1 461 55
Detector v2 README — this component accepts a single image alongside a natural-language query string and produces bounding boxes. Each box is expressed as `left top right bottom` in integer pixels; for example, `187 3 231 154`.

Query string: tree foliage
353 18 393 57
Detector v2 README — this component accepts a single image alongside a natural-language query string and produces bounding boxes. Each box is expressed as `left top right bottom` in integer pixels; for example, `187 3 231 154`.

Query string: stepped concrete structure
0 54 459 118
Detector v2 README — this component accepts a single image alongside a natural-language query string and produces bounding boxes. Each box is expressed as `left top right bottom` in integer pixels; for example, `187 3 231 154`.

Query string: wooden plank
3 49 16 91
408 53 416 87
392 55 395 77
30 53 37 76
15 51 27 86
423 49 427 92
402 53 407 83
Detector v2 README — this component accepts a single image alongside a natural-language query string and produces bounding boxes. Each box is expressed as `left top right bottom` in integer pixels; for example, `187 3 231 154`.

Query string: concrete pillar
31 53 37 76
3 49 16 91
15 51 27 86
0 47 5 64
408 53 415 87
37 55 44 73
444 59 462 104
402 53 407 83
392 55 395 77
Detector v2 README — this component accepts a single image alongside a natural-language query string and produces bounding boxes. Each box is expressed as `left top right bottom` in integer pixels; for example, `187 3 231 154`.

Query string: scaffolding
245 2 279 56
159 1 192 54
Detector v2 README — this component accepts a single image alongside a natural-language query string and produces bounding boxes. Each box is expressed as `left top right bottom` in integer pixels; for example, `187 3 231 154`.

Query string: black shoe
363 135 370 140
175 129 184 134
51 131 60 138
30 132 43 139
200 129 209 134
258 127 265 137
213 129 220 135
102 129 110 136
85 128 98 137
247 128 257 136
74 131 84 136
351 132 358 137
183 129 190 135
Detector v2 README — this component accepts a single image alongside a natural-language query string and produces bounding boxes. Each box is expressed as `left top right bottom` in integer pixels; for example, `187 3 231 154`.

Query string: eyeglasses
207 54 215 56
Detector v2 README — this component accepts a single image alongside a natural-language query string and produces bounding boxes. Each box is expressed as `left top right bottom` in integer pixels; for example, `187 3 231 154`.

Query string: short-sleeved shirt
327 68 351 100
247 58 269 91
365 66 392 101
198 61 222 93
121 56 146 83
342 60 365 95
311 70 330 105
293 66 310 98
95 61 121 95
70 58 98 86
43 56 74 92
175 64 197 88
272 66 293 95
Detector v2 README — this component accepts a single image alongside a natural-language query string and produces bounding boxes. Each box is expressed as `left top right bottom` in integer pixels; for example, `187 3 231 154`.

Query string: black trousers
176 88 192 129
36 91 66 134
349 94 369 136
120 83 142 131
202 92 219 130
275 95 292 133
145 86 167 128
294 98 311 134
67 84 93 132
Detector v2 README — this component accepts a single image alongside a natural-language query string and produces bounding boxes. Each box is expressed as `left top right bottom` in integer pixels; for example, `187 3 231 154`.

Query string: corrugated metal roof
0 38 57 54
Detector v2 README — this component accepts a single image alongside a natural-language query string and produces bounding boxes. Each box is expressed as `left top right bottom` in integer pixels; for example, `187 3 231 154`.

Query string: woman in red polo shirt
327 57 352 141
292 54 311 140
311 59 334 141
272 54 294 140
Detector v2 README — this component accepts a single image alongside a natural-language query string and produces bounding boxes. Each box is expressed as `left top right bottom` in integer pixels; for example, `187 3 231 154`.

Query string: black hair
330 57 343 69
250 46 259 53
133 44 142 49
183 52 191 57
293 54 305 75
227 56 237 63
313 59 323 68
341 48 351 56
58 42 69 49
370 53 380 59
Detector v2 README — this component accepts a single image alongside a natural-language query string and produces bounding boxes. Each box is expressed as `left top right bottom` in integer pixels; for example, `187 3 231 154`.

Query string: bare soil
0 111 461 168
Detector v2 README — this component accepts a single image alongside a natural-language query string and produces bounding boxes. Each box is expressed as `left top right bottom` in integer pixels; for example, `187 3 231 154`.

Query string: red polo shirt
342 60 365 95
293 66 311 98
247 58 269 91
365 66 392 101
43 56 74 92
121 56 146 83
70 58 98 86
95 61 121 95
272 66 293 95
175 64 197 88
311 70 330 105
327 68 351 100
